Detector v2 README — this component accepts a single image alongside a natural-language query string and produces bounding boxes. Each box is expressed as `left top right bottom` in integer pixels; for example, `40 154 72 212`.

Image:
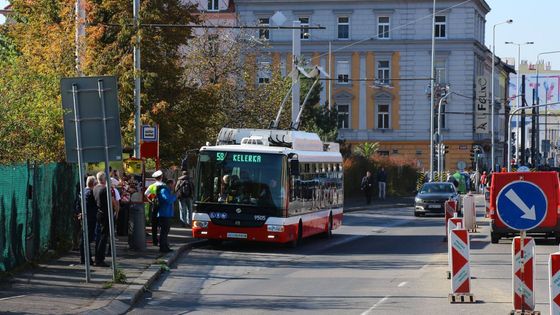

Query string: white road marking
361 295 391 315
398 281 407 287
0 295 26 301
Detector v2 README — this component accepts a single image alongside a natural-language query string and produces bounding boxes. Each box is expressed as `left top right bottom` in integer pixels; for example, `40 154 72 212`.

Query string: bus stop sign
496 181 547 231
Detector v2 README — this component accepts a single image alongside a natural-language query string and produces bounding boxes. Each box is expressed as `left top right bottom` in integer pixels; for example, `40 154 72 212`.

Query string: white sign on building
475 76 489 134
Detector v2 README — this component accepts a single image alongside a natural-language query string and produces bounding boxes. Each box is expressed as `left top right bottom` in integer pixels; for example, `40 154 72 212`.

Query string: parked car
414 182 460 217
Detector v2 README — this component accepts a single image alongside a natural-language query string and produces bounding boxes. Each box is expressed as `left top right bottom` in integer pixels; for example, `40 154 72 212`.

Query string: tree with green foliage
353 142 380 158
0 0 199 164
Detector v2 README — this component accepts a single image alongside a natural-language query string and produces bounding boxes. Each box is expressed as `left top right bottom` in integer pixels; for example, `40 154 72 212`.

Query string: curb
83 240 206 315
344 202 414 213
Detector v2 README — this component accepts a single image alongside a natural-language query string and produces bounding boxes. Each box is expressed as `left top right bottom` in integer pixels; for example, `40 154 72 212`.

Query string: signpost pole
520 230 526 313
71 84 91 282
98 79 118 281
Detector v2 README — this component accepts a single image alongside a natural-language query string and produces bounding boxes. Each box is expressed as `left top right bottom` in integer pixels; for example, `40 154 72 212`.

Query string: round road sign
496 180 547 231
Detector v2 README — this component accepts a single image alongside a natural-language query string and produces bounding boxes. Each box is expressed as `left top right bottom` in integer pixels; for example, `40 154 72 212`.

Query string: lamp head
506 19 513 24
505 41 513 45
526 41 535 45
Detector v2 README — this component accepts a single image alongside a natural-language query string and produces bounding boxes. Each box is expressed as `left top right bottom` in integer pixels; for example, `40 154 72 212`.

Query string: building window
377 60 390 85
435 59 446 84
337 16 349 39
435 16 446 38
377 103 390 129
257 62 271 84
377 16 390 39
258 18 270 40
300 17 310 40
336 60 350 84
337 104 350 129
207 0 219 11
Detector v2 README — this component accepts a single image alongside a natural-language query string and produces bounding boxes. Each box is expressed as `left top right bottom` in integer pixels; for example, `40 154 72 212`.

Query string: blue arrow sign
496 181 548 231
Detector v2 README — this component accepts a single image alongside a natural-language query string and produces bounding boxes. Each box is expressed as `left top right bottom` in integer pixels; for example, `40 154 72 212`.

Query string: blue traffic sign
496 181 548 231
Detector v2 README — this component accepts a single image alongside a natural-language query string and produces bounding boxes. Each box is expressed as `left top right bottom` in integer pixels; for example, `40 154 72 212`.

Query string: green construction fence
0 162 78 272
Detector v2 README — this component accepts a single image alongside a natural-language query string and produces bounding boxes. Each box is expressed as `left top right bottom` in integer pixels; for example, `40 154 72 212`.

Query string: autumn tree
0 0 200 164
0 0 75 163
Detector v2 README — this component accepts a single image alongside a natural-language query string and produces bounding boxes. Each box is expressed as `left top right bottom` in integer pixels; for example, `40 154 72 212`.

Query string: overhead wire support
96 23 326 30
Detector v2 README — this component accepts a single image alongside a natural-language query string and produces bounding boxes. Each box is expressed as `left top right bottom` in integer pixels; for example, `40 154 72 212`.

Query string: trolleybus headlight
267 225 284 232
193 220 209 228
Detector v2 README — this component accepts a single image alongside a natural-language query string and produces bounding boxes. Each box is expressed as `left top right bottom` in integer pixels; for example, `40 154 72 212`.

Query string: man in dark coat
361 171 374 205
93 171 111 267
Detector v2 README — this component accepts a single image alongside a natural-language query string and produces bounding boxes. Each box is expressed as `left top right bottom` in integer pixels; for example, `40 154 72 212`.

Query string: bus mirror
290 160 300 176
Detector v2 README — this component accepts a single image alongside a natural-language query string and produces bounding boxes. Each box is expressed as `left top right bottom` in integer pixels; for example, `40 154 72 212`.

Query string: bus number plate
227 232 247 239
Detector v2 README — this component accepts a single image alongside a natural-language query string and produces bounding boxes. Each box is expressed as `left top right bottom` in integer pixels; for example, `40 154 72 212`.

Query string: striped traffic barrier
417 172 425 191
444 200 458 241
448 228 475 303
462 193 477 232
513 236 536 312
549 251 560 315
446 216 463 279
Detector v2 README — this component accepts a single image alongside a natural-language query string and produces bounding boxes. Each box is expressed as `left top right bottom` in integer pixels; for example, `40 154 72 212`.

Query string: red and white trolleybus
191 127 343 246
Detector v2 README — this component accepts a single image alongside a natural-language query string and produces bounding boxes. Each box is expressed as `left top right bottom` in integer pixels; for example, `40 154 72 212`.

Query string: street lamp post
437 91 451 179
536 51 560 164
505 41 534 164
491 20 513 172
429 0 436 181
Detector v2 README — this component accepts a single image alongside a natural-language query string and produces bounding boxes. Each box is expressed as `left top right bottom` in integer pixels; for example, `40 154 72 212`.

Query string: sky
1 0 558 69
0 0 6 24
485 0 560 70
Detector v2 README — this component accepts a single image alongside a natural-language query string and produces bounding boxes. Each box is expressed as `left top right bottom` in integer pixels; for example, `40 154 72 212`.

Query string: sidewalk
0 198 413 315
344 195 415 212
0 222 201 315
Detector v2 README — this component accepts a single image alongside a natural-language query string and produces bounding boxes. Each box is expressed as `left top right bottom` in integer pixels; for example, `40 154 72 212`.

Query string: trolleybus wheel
322 214 333 238
289 221 303 248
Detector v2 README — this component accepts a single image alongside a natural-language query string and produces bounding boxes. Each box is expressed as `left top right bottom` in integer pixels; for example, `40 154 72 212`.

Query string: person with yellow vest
145 170 165 246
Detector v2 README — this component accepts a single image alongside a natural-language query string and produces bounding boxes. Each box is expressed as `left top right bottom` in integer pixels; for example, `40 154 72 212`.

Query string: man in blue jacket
157 179 177 253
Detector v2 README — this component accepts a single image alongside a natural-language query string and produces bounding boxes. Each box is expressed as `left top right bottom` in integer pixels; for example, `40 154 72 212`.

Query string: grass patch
115 268 127 284
102 281 113 289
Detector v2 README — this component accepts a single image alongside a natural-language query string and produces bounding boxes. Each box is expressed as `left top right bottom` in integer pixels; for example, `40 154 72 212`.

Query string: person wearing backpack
175 171 194 227
145 170 165 246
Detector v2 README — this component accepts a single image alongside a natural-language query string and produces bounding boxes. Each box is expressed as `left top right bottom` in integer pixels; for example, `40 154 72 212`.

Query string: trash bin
128 202 146 251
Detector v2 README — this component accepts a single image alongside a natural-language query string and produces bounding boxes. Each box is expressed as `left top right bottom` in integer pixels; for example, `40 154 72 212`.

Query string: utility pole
531 88 537 165
521 75 526 165
291 20 301 125
133 0 141 158
429 0 436 181
328 41 332 111
75 0 85 76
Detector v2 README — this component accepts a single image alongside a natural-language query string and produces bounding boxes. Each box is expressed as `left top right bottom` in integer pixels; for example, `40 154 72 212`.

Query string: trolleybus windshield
196 151 285 210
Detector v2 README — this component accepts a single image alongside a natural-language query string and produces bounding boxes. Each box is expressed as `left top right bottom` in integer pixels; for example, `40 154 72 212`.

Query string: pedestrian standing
175 171 194 228
75 176 97 265
377 167 387 200
158 179 177 253
93 171 111 267
361 171 374 205
480 171 487 193
145 170 165 246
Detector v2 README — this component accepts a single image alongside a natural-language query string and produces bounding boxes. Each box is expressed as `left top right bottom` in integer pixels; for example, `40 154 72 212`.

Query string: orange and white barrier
447 216 463 279
449 228 474 303
513 237 536 311
462 193 477 232
549 251 560 315
444 200 457 239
